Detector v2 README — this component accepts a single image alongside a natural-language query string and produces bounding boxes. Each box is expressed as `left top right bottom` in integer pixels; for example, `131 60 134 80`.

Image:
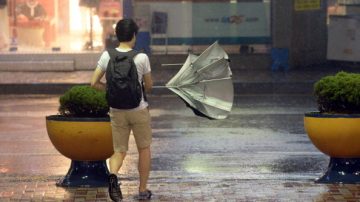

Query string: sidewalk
2 177 360 201
1 64 360 95
1 61 360 201
1 93 360 201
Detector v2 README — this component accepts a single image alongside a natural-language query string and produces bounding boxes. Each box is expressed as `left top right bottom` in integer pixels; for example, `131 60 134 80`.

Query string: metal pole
89 7 93 51
10 0 18 50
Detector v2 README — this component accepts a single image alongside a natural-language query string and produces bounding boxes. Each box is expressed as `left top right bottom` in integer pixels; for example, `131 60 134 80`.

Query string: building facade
1 0 357 68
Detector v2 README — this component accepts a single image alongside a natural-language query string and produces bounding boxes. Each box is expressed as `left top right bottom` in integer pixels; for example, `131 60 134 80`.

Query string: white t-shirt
97 48 151 111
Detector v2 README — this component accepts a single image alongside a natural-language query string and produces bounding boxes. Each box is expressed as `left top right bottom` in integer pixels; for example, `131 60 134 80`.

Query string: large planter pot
304 112 360 184
46 115 113 187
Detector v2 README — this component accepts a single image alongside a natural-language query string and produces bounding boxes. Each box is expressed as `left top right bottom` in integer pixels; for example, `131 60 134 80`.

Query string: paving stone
2 94 360 201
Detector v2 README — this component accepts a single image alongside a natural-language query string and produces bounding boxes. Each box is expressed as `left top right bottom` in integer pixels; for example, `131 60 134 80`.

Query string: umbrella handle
161 63 184 67
152 86 168 89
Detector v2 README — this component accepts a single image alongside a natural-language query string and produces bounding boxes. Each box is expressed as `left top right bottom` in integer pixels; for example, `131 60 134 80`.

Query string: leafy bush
59 85 109 117
314 71 360 114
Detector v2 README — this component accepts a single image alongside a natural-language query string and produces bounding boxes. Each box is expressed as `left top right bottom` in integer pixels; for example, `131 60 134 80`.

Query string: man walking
91 18 153 202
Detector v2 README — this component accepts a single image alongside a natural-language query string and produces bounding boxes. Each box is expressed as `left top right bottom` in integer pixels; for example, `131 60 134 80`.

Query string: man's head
115 19 139 43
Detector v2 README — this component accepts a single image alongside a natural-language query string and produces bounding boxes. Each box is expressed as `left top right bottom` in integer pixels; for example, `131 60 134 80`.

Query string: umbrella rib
166 77 232 88
161 41 234 119
195 58 228 73
198 77 232 83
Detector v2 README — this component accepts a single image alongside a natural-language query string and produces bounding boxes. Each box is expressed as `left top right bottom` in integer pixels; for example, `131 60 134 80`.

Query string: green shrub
314 71 360 114
59 85 109 117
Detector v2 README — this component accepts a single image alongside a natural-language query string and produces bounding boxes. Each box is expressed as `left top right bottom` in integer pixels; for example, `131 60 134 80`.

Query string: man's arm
143 72 153 93
91 67 106 91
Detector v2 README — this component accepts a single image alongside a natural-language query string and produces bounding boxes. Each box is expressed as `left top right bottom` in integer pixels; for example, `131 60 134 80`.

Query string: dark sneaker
108 174 123 202
134 190 152 200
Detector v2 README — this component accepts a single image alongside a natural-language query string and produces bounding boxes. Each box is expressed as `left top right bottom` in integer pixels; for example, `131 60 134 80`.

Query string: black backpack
106 49 142 109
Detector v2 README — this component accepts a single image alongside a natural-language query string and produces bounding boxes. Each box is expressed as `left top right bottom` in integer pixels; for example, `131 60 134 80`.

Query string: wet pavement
1 65 360 95
1 94 360 201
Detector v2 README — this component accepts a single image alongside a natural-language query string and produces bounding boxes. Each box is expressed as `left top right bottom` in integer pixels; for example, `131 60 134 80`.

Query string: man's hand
92 82 106 91
91 67 106 91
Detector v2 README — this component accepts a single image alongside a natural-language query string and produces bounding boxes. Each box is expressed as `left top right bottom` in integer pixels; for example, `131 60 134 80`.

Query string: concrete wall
0 52 271 71
271 0 293 49
292 3 327 67
0 52 101 71
272 0 327 68
150 54 271 70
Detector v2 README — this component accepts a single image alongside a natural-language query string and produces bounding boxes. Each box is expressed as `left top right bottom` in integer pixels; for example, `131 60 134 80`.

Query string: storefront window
0 0 122 53
133 0 271 54
0 0 272 54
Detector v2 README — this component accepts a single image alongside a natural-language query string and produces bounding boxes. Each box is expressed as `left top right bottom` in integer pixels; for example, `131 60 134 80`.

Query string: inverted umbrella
164 41 233 119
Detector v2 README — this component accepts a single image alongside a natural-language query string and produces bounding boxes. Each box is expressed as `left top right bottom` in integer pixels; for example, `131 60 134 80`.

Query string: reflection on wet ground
0 94 360 201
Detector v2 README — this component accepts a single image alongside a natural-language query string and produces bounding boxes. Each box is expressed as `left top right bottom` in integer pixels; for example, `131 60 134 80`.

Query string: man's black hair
115 19 139 42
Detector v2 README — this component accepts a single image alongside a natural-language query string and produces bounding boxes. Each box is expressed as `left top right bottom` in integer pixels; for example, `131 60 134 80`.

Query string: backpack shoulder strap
107 49 138 61
107 48 119 61
125 50 139 60
126 50 147 101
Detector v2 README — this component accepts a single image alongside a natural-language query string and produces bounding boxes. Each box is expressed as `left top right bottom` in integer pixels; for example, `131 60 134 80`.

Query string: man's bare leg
138 146 151 192
108 152 126 201
109 152 126 174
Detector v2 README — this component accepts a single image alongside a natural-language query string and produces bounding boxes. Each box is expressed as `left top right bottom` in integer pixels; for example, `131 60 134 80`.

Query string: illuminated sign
193 3 269 37
295 0 321 11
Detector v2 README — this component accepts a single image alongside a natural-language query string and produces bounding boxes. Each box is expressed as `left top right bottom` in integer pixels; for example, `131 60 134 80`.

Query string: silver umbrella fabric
165 41 234 119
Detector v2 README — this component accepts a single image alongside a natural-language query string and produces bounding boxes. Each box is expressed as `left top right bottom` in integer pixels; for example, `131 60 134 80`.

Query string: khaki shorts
110 108 152 152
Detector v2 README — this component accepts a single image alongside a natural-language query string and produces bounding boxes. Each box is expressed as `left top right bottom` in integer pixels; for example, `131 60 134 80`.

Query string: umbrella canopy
165 41 234 119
